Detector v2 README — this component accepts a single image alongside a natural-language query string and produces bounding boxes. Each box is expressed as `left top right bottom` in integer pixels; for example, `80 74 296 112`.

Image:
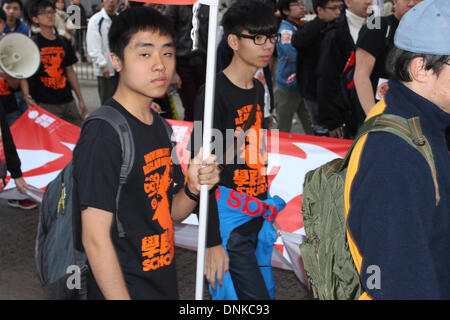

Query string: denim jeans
226 229 271 300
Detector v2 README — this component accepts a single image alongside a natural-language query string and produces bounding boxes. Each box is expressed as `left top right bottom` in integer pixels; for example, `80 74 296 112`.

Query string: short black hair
222 0 278 38
2 0 23 10
387 46 450 82
23 0 54 26
108 6 175 62
277 0 299 19
312 0 339 14
0 8 6 22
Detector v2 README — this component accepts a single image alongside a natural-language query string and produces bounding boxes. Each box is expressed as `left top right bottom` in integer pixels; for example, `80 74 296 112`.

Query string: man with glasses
190 0 285 300
354 0 423 115
292 0 342 136
275 0 313 134
22 0 87 126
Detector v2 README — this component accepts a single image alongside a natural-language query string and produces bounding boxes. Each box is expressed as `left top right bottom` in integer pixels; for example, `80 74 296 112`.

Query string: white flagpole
195 0 219 300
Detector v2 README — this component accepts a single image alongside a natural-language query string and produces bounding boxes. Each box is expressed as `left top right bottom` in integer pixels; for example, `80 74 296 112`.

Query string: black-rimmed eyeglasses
235 33 281 45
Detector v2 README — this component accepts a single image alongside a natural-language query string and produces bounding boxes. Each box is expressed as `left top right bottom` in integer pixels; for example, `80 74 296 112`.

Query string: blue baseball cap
394 0 450 55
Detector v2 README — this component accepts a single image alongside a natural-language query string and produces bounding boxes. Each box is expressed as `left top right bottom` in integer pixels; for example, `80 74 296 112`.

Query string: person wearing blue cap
345 0 450 299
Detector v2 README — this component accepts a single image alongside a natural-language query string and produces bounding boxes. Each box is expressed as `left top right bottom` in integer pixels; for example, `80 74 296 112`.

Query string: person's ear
227 33 239 51
409 57 430 83
31 16 39 26
110 53 122 72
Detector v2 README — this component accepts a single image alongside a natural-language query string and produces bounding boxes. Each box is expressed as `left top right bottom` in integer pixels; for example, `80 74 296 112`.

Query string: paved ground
0 78 312 300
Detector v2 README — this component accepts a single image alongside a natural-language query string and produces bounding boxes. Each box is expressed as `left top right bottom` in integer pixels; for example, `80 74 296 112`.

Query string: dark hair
23 0 54 26
108 6 175 62
313 0 340 13
387 46 450 82
1 0 23 10
0 8 5 22
222 0 278 38
277 0 299 19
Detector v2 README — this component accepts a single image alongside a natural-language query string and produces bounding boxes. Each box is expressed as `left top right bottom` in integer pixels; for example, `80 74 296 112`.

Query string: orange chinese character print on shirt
0 78 12 96
233 103 268 197
40 46 67 90
141 147 175 272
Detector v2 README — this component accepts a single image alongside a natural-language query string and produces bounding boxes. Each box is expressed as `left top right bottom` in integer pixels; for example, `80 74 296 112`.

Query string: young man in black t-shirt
190 1 282 300
72 7 219 300
22 0 87 127
354 0 422 114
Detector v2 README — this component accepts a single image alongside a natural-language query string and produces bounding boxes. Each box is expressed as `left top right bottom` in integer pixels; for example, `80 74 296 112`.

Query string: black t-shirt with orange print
73 99 185 299
190 72 269 247
0 78 18 113
29 34 77 104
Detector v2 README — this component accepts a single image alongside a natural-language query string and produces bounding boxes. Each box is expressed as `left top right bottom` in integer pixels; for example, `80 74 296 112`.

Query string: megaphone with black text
0 33 40 79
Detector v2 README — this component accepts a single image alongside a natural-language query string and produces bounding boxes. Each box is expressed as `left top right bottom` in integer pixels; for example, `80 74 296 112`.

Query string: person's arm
171 151 220 222
81 206 131 300
66 65 87 118
347 133 440 299
20 79 36 107
316 30 346 133
292 17 326 50
354 48 376 115
0 72 20 90
86 17 109 77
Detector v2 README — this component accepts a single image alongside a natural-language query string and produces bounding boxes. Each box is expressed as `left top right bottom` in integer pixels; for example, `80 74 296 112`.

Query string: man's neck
287 16 302 26
40 26 56 40
104 8 116 17
223 55 257 90
6 18 17 31
113 87 155 125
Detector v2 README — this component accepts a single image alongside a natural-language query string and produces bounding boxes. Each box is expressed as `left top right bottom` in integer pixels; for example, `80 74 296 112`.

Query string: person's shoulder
358 129 430 179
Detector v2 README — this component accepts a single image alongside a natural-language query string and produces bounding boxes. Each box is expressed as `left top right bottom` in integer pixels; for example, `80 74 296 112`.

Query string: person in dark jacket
316 0 371 138
346 0 450 299
292 0 341 135
0 8 36 210
164 4 209 121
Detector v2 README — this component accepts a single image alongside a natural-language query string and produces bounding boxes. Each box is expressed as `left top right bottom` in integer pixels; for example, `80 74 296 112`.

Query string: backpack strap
340 113 440 205
83 105 135 238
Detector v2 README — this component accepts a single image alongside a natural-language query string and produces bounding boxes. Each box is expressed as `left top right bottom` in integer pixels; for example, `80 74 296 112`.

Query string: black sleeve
316 29 347 131
73 120 121 214
356 23 385 59
292 17 326 50
0 102 22 178
62 36 78 67
189 85 223 248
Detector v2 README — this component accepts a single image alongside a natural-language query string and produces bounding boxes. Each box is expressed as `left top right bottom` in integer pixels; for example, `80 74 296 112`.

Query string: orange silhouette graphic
40 46 67 90
233 104 268 196
141 148 175 272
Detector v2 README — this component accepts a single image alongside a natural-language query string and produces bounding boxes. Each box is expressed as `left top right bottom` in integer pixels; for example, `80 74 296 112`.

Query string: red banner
2 108 352 277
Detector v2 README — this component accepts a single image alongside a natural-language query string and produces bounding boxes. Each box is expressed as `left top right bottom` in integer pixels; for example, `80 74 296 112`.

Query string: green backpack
300 113 440 300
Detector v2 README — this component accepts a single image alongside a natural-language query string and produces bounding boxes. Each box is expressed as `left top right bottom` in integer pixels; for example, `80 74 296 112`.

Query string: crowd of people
0 0 449 300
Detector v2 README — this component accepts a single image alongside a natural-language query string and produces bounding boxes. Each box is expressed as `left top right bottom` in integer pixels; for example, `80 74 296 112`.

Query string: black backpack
35 106 174 299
